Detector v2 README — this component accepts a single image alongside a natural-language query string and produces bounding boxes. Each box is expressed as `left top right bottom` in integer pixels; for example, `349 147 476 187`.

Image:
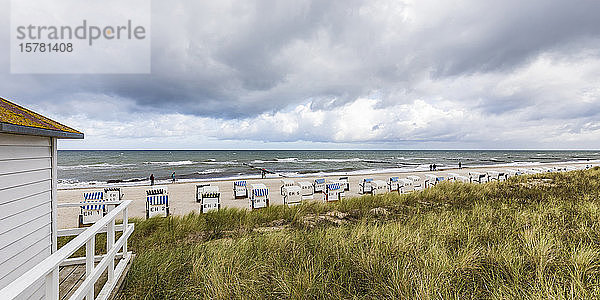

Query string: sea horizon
57 150 600 189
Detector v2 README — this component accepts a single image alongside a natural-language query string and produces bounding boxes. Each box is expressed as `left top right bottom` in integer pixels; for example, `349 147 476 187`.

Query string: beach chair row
80 186 171 223
353 165 593 195
79 164 595 222
193 179 347 212
78 188 124 227
189 164 597 215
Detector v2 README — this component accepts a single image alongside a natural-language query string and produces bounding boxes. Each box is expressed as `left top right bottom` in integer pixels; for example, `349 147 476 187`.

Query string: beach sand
56 161 594 228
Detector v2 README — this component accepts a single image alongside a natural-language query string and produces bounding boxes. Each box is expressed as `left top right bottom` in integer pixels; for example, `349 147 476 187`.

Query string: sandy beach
56 161 595 228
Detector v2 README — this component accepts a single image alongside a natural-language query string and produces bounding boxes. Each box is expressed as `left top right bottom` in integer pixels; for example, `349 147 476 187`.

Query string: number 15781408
19 42 73 53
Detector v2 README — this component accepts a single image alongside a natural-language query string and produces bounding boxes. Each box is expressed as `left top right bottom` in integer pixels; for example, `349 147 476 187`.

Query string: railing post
122 207 128 258
44 267 58 300
107 212 115 283
86 236 95 300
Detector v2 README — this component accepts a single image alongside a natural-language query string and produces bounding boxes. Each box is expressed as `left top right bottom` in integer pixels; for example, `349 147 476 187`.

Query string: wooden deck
58 257 129 300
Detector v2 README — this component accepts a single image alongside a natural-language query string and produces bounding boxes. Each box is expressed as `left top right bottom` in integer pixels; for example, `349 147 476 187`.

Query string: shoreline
56 160 597 229
57 159 600 190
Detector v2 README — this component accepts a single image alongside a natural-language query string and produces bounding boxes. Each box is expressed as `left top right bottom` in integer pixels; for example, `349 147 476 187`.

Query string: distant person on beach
429 164 433 171
171 172 176 183
459 161 462 169
433 164 437 171
150 174 155 186
261 169 266 179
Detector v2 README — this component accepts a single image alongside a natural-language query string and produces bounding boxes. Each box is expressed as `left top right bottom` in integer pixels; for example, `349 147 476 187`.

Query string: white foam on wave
146 160 196 166
199 160 238 165
277 157 298 162
251 158 298 163
57 159 600 190
301 158 362 163
58 163 135 170
197 168 225 175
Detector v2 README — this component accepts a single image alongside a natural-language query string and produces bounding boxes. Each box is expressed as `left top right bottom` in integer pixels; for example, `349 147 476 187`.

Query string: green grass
114 168 600 299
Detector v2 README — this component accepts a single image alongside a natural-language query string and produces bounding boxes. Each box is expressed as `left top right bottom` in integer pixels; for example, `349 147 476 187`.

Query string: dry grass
114 167 600 299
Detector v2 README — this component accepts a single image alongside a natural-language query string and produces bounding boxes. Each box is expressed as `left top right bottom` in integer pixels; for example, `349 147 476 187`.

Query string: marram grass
115 168 600 299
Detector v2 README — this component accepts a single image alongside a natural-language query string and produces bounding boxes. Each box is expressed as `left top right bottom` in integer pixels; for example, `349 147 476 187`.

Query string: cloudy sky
1 0 600 150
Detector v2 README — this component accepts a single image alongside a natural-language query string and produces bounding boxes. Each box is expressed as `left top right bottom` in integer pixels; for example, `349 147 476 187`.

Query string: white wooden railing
0 200 134 300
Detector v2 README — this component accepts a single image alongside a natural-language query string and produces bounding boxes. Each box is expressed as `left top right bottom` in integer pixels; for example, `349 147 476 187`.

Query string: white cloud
1 0 600 149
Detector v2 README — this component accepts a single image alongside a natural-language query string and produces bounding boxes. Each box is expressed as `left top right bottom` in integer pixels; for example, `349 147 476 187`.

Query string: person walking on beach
433 164 437 171
150 174 155 186
171 172 176 183
429 164 433 171
261 169 266 179
459 161 462 169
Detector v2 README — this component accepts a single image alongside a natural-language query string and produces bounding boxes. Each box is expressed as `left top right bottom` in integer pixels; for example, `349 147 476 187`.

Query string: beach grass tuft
108 168 600 299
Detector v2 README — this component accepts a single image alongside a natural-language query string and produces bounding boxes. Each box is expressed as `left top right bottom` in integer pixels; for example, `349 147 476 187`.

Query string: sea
57 150 600 189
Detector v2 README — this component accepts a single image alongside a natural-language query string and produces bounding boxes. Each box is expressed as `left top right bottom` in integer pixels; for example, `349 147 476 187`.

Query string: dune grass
115 168 600 299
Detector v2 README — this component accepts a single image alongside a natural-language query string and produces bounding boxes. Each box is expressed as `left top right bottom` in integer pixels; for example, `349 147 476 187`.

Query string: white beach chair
324 182 342 202
436 175 446 184
297 181 314 200
519 168 536 175
359 178 374 194
425 174 437 188
233 180 248 199
446 173 468 183
538 167 553 173
487 171 507 181
104 187 123 201
249 183 269 210
503 169 519 178
554 166 567 172
456 175 470 183
388 176 400 192
146 195 169 218
327 179 347 198
197 184 220 213
314 178 326 193
530 168 545 174
79 191 105 227
280 179 295 196
283 185 302 206
406 175 422 190
371 180 388 195
469 172 487 184
146 186 168 195
146 187 169 218
399 178 413 193
446 173 459 181
338 176 350 191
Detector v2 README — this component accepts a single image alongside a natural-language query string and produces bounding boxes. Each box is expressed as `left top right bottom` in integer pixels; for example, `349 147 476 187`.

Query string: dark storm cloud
1 0 599 148
426 0 600 77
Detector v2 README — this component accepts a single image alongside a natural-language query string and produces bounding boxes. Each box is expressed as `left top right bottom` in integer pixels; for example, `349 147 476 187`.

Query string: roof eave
0 122 84 139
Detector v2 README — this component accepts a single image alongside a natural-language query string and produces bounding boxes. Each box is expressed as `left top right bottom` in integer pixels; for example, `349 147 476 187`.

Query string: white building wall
0 133 55 298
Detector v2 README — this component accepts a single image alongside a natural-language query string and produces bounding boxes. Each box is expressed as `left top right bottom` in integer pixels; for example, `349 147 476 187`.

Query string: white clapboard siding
0 158 51 176
0 146 51 161
0 214 51 249
0 133 54 296
0 169 52 190
0 203 52 236
0 224 51 264
0 180 52 206
0 133 51 147
0 230 51 270
0 244 51 289
0 191 51 219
